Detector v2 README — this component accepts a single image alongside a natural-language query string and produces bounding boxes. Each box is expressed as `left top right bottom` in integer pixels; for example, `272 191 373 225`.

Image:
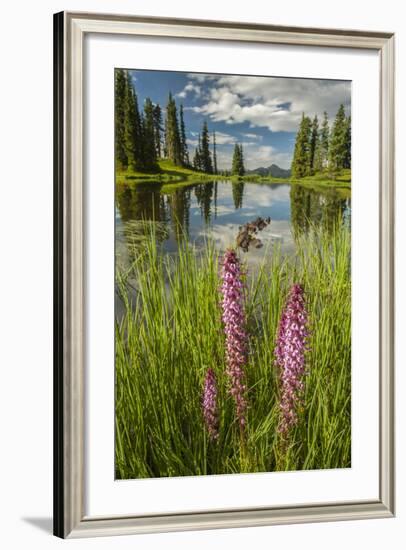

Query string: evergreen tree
309 115 319 174
193 134 202 171
313 136 324 174
115 69 128 169
164 93 182 165
239 144 245 176
123 73 142 171
329 104 347 172
231 143 245 176
291 114 311 178
200 121 213 173
152 104 163 158
142 97 158 171
212 131 218 174
193 148 200 171
343 115 351 169
179 104 189 166
320 111 330 169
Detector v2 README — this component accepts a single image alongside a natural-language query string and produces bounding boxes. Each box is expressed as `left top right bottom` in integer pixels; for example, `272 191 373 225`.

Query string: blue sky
127 69 351 170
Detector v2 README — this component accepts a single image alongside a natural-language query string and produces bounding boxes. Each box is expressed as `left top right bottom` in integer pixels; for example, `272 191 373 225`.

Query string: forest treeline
115 69 246 176
291 105 351 179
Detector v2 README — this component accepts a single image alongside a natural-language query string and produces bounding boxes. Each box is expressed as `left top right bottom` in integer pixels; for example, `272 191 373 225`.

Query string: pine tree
193 148 200 171
193 133 202 171
212 131 218 174
231 143 245 176
313 136 324 174
343 115 351 169
123 72 142 171
329 104 347 173
152 104 163 158
164 93 182 165
179 105 189 166
291 114 311 178
115 69 128 169
142 97 158 171
200 121 213 173
309 115 319 174
239 144 245 176
320 111 330 169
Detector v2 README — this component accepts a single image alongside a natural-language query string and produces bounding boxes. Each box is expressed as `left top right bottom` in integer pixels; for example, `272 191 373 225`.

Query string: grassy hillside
116 159 218 185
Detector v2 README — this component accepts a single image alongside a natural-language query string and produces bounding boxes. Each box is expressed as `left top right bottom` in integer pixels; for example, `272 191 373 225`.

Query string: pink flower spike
202 368 219 441
220 249 248 429
275 284 309 435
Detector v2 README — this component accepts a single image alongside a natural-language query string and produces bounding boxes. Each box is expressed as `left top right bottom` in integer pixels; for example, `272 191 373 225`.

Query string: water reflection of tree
115 183 168 265
194 183 214 223
290 185 348 237
167 188 191 242
232 181 245 209
116 183 166 224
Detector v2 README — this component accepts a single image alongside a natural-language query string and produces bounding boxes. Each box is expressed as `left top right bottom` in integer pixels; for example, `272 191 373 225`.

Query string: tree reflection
290 185 349 237
231 181 245 209
116 183 166 224
115 183 168 265
194 183 214 223
167 188 191 242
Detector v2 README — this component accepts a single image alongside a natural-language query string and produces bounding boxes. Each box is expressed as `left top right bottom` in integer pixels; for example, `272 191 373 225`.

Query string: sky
127 69 351 170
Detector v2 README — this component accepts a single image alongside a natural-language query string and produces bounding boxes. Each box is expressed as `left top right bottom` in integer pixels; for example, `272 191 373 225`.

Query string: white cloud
187 73 217 83
214 131 235 145
242 133 261 140
176 82 202 99
188 73 350 132
187 131 236 152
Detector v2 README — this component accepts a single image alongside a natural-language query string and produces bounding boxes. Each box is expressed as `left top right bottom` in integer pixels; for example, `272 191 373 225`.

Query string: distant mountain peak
248 164 291 178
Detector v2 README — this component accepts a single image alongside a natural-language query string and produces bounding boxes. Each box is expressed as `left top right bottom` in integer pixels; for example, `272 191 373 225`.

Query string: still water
116 180 351 269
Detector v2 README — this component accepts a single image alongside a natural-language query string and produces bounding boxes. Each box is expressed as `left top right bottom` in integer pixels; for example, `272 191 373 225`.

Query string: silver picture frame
53 11 395 538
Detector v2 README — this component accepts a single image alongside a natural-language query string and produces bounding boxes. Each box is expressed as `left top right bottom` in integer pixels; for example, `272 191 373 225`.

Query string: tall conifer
343 115 351 169
213 131 218 174
123 73 142 170
232 143 245 176
200 121 213 173
153 104 163 158
165 93 182 165
115 69 128 169
143 98 158 170
329 104 347 172
320 111 330 169
291 114 311 178
179 105 189 166
309 115 319 174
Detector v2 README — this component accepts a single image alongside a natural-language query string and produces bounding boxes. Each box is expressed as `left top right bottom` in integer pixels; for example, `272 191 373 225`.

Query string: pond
116 180 351 271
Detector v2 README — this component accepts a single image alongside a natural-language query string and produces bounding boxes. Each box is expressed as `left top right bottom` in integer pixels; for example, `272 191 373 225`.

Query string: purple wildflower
220 249 248 429
275 284 309 435
202 368 219 441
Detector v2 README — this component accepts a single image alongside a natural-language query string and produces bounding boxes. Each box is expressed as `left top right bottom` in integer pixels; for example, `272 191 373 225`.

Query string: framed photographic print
53 11 395 538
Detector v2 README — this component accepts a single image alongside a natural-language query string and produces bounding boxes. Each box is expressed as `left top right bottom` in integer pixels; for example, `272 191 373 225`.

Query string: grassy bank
115 223 351 479
116 159 219 185
116 160 351 189
233 169 351 188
